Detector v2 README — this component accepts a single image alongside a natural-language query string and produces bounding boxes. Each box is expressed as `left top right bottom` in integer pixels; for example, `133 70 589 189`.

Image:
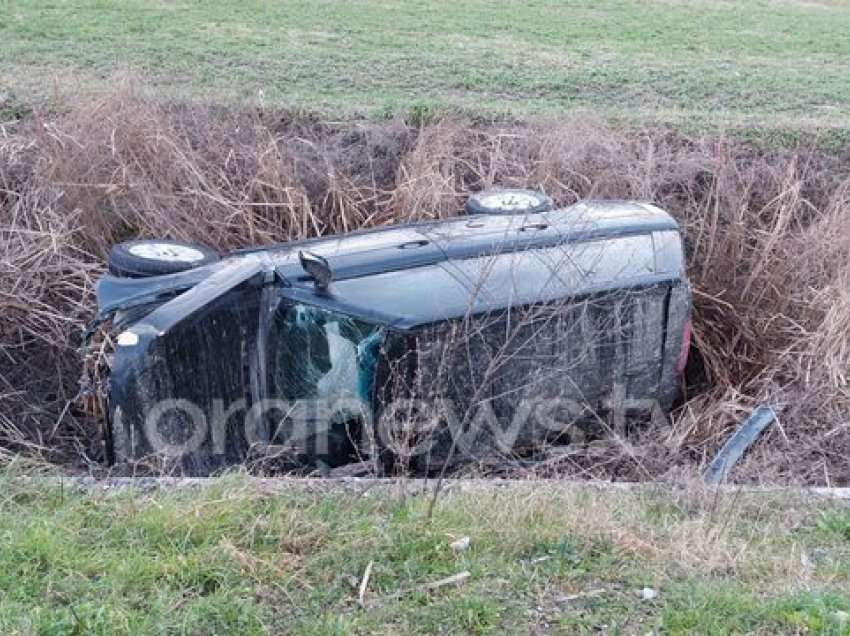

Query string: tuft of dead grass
2 77 850 482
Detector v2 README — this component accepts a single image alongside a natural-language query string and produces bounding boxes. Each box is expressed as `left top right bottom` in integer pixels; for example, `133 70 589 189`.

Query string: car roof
96 200 685 327
274 201 685 330
268 200 675 276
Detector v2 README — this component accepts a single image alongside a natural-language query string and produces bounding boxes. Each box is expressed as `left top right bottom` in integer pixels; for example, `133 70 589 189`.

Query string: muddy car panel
99 201 691 473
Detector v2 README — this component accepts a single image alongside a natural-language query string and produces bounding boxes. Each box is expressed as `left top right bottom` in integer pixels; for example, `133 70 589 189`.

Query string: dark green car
90 191 691 475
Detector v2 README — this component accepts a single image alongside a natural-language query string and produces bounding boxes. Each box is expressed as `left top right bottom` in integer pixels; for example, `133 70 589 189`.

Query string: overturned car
87 190 691 475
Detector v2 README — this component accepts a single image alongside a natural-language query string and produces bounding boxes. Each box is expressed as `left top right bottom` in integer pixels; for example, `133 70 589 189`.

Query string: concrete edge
41 475 850 501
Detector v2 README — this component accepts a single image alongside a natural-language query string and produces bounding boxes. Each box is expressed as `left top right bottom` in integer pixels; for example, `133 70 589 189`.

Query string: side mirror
298 250 333 291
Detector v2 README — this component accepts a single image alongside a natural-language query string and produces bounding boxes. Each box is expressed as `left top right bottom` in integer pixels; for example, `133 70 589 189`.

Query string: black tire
107 240 219 278
465 188 553 216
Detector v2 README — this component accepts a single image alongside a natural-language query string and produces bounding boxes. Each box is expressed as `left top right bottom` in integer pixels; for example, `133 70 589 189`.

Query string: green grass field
2 0 850 131
2 470 850 635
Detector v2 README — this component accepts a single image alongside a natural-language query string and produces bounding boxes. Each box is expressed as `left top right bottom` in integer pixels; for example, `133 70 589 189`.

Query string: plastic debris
450 536 470 552
704 405 778 485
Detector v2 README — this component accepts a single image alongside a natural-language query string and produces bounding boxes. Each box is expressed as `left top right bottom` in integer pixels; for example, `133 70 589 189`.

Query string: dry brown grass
2 78 849 482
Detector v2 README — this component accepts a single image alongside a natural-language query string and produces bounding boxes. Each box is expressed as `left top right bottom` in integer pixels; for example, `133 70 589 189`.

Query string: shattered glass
265 301 384 463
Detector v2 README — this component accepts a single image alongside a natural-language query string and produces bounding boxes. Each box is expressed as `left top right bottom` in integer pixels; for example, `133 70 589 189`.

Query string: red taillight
676 318 692 375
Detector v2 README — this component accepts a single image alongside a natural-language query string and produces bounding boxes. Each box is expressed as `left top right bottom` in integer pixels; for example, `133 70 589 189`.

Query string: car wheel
107 240 219 278
465 188 553 215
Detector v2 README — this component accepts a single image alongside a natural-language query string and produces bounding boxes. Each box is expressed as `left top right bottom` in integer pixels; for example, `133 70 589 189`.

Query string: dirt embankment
2 81 850 483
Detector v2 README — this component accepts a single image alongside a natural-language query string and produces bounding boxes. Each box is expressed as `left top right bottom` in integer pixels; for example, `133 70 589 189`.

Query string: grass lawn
2 468 850 634
2 0 850 133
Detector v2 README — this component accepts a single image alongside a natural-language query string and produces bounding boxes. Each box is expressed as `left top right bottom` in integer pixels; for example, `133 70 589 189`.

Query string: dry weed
1 77 849 482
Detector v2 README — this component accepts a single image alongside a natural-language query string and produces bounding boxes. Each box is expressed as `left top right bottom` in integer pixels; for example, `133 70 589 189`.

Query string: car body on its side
89 193 691 475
